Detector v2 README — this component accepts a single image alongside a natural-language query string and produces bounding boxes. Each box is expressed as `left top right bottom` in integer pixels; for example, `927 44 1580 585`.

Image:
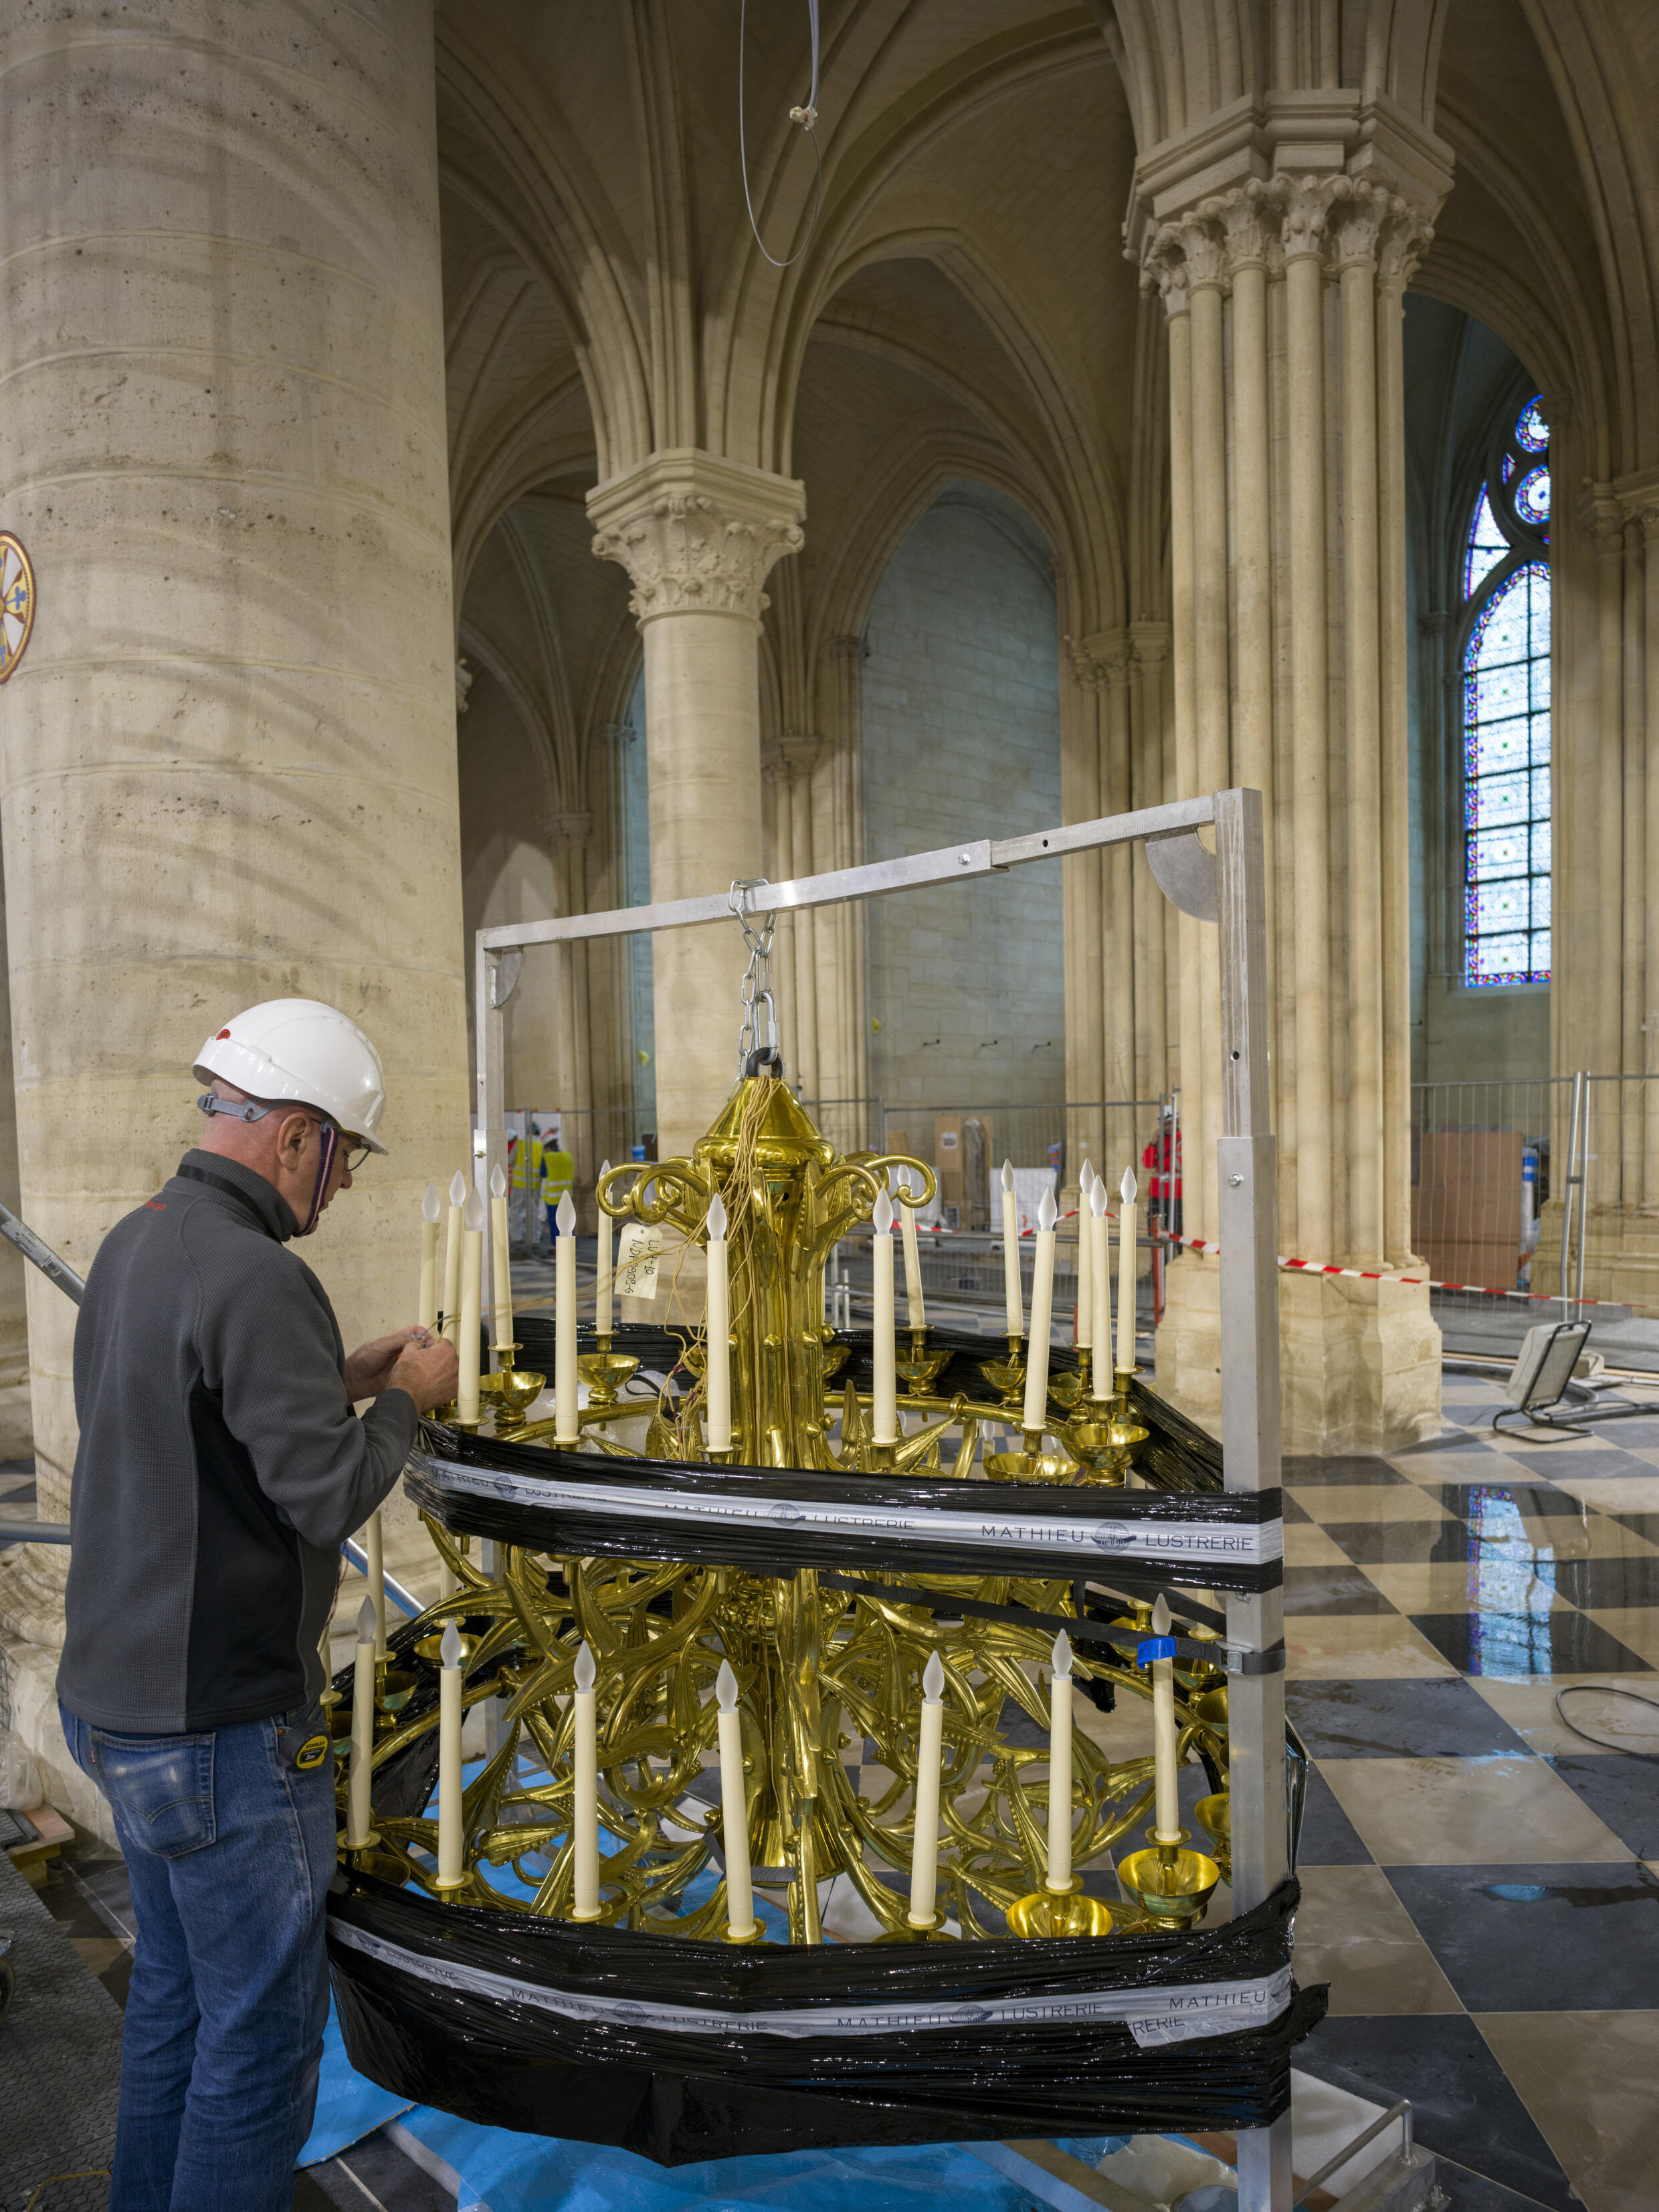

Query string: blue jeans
61 1699 336 2212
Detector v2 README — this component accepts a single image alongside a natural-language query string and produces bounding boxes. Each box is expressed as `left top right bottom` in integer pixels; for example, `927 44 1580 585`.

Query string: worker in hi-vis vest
539 1136 575 1242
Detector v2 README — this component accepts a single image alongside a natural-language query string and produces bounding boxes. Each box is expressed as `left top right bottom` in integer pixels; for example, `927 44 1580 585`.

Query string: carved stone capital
1375 192 1436 286
1137 226 1191 317
1613 467 1659 540
588 449 805 627
454 658 474 715
1579 486 1628 552
1068 629 1135 691
1176 211 1229 293
595 719 636 749
1329 179 1388 271
1279 175 1341 263
1129 619 1173 670
1221 181 1280 274
826 632 868 662
761 732 822 787
542 810 594 853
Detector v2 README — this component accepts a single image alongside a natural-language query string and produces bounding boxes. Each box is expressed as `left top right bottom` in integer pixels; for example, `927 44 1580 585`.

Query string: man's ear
276 1110 314 1165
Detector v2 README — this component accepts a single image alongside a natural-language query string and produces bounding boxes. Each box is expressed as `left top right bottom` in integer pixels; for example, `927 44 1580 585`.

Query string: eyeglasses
199 1092 369 1171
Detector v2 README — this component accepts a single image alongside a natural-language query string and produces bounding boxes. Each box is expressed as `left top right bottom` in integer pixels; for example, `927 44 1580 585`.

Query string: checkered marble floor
1270 1375 1659 2212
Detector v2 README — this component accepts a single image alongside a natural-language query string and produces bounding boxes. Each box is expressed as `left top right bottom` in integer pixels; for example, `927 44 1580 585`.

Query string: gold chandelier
333 1078 1236 1945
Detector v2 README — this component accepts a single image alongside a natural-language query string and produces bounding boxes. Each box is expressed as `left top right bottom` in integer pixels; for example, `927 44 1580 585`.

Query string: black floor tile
1284 1454 1410 1486
1486 1445 1656 1478
1294 2013 1573 2211
1282 1493 1312 1522
98 1948 132 2009
1424 1480 1586 1519
1293 1764 1373 1866
1286 1677 1530 1758
1323 1518 1559 1567
1541 1752 1659 1858
1282 1565 1399 1616
1599 1509 1659 1544
1387 1862 1659 2011
1553 1551 1659 1609
1392 1428 1496 1453
1408 1607 1653 1677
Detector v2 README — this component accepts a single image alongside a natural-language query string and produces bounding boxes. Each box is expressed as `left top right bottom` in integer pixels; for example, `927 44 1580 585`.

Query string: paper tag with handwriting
614 1221 663 1300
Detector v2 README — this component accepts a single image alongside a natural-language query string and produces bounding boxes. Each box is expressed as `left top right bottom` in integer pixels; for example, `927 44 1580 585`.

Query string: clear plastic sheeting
326 1872 1323 2165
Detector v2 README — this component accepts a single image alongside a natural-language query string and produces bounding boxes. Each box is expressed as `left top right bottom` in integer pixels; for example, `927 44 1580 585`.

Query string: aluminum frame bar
472 785 1287 2209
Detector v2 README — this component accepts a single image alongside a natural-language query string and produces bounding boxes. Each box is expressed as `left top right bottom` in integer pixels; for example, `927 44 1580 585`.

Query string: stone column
760 734 822 1099
543 811 595 1194
0 0 466 1798
589 451 804 1154
1137 145 1449 1453
817 637 869 1108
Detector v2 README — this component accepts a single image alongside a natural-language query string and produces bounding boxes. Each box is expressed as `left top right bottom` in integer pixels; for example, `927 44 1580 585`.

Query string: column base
0 1632 115 1842
1155 1253 1442 1455
1538 1199 1659 1315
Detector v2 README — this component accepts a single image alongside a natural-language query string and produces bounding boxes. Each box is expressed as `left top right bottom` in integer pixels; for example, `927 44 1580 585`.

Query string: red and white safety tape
906 1207 1648 1318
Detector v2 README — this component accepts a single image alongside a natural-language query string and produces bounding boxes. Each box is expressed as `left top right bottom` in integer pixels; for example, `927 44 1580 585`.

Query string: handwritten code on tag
614 1221 663 1300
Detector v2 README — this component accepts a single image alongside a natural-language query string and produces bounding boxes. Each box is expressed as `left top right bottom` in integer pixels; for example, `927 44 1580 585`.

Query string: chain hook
729 880 781 1078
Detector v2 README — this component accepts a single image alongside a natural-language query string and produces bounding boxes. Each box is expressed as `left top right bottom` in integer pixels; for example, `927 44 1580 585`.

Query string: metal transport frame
474 787 1294 2209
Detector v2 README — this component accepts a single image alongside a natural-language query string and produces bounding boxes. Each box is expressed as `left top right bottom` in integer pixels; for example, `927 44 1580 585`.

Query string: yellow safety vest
540 1148 575 1205
510 1138 541 1195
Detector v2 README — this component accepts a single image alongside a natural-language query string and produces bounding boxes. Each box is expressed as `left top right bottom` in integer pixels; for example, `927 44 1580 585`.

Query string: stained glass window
1463 398 1550 986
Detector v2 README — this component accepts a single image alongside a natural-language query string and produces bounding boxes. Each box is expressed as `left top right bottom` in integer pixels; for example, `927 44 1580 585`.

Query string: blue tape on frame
1137 1635 1177 1663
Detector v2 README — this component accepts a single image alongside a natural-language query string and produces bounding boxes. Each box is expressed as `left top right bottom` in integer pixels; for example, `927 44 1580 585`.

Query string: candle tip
1090 1178 1108 1217
464 1187 484 1231
706 1191 728 1241
1079 1159 1094 1192
574 1639 596 1693
1052 1627 1073 1676
557 1193 577 1236
1038 1186 1056 1232
1121 1165 1138 1203
450 1169 468 1206
423 1179 440 1223
922 1651 946 1702
441 1621 463 1670
1001 1159 1014 1191
872 1189 894 1235
716 1657 739 1712
599 1158 611 1176
1151 1594 1171 1636
491 1161 506 1198
357 1595 377 1641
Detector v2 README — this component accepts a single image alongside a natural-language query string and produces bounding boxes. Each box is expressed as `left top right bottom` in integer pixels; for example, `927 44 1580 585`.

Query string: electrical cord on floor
1553 1683 1659 1749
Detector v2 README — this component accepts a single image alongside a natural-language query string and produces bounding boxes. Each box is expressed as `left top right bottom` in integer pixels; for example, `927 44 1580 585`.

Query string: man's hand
345 1327 436 1402
385 1334 460 1415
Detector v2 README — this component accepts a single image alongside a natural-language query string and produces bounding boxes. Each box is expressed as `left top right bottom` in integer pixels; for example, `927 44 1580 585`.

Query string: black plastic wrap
406 1425 1280 1595
512 1324 1226 1498
327 1872 1323 2164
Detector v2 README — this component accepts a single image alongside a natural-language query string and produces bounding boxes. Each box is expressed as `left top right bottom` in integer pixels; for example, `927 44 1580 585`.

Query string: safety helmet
193 999 388 1154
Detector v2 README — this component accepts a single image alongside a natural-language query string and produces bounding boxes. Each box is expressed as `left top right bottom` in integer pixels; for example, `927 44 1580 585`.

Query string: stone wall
861 486 1065 1132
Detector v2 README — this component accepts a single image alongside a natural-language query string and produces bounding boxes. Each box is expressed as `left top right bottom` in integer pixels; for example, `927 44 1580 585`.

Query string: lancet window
1460 396 1551 986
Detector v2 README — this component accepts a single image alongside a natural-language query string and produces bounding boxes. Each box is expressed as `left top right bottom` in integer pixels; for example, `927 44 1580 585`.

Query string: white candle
1150 1594 1181 1841
1075 1161 1094 1346
1000 1159 1022 1336
571 1639 601 1918
1116 1166 1139 1377
417 1181 440 1335
1021 1187 1058 1435
1090 1177 1111 1401
365 1508 387 1662
595 1159 614 1336
1045 1629 1074 1891
437 1621 465 1886
555 1193 579 1444
441 1169 466 1344
715 1659 755 1938
345 1595 377 1848
458 1188 484 1423
705 1192 732 1452
489 1161 512 1356
898 1181 926 1330
872 1191 897 1445
907 1651 947 1928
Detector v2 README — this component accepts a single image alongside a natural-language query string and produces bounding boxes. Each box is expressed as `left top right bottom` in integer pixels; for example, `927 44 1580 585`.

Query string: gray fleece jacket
57 1150 417 1732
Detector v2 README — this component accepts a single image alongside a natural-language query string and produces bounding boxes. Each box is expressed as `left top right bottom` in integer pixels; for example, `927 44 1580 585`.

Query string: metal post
1559 1068 1584 1319
476 940 514 1368
1213 789 1289 2212
1574 1076 1591 1320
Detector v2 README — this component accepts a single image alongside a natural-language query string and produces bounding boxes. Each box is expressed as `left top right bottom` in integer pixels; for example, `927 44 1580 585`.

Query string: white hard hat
193 999 388 1154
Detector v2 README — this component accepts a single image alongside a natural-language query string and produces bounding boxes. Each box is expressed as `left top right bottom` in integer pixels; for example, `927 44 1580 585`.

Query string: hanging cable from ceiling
739 0 822 268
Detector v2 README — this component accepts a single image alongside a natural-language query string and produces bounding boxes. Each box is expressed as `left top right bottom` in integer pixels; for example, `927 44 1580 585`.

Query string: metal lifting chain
729 878 779 1076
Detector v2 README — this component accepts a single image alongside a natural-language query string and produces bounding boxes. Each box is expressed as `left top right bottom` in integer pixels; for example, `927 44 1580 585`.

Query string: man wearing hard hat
55 999 458 2212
